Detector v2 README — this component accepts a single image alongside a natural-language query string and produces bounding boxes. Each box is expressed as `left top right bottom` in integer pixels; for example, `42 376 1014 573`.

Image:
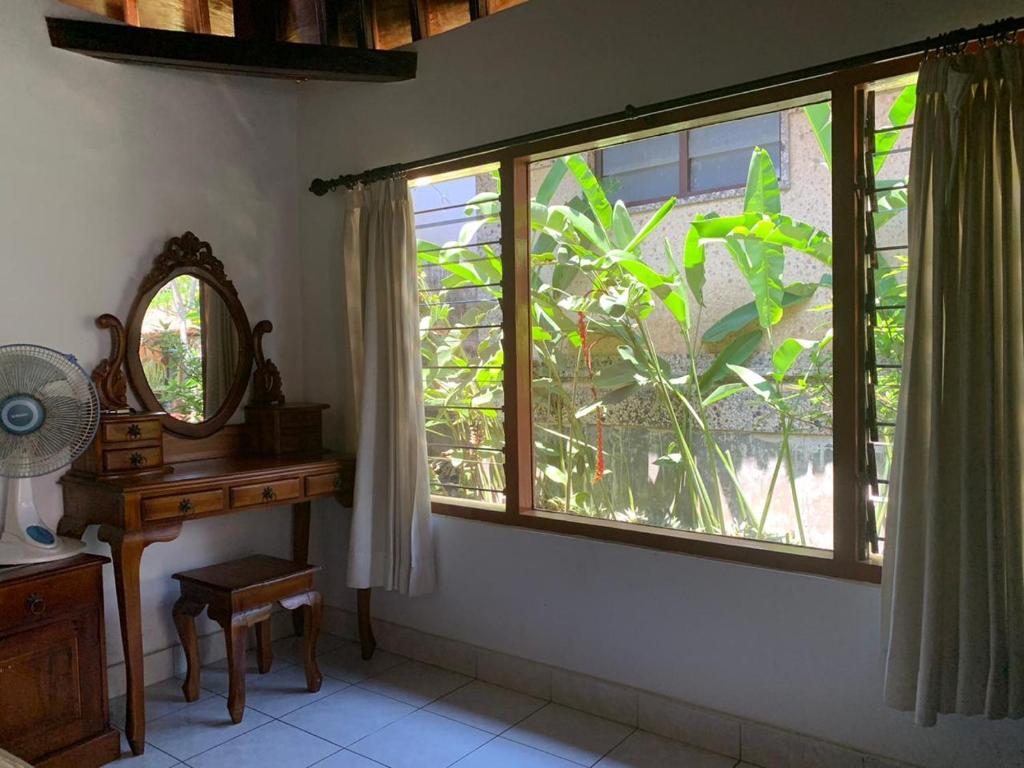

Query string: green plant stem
635 316 715 529
782 428 807 545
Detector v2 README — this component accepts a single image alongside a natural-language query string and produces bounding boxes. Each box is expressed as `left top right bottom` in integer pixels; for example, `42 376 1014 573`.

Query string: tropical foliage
418 89 914 546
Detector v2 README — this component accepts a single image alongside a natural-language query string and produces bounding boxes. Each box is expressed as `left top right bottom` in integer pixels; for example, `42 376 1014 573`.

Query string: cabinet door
0 610 105 763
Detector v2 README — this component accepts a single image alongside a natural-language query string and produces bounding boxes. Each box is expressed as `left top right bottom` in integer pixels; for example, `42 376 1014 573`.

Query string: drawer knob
126 423 142 439
26 594 45 616
262 486 276 501
179 498 194 514
130 451 147 468
333 476 343 491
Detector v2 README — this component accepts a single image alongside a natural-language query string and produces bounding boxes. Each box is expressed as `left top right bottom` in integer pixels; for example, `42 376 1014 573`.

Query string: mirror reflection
139 275 240 423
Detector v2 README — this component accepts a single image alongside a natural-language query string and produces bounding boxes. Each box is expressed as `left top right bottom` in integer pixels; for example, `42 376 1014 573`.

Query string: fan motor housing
1 395 45 435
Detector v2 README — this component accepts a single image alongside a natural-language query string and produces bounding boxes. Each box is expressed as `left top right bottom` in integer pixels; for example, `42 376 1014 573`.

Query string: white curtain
341 177 436 596
883 44 1024 726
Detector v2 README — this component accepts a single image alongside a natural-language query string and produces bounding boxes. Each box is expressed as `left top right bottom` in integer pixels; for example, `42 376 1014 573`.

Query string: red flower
578 311 605 483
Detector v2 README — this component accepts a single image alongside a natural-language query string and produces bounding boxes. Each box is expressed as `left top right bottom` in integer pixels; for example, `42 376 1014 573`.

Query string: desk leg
358 588 376 660
99 523 181 757
292 502 311 635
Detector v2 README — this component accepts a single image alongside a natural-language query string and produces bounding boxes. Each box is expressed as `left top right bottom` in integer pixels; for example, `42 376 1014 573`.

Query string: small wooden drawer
102 419 162 444
230 478 301 508
305 472 342 497
0 567 94 633
102 446 163 473
142 490 224 522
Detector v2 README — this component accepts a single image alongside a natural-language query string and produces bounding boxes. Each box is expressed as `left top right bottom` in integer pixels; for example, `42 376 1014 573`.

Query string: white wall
0 0 305 674
297 2 1024 767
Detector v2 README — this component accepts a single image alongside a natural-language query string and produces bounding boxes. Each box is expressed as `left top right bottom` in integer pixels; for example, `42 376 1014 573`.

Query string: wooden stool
172 555 323 723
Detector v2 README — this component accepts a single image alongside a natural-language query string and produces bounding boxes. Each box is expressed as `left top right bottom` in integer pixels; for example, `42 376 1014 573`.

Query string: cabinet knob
179 498 194 514
262 486 276 501
333 476 344 490
26 593 45 616
126 423 142 439
130 451 147 468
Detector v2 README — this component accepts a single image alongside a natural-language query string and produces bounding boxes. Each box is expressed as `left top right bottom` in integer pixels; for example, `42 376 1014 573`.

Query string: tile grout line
129 640 700 768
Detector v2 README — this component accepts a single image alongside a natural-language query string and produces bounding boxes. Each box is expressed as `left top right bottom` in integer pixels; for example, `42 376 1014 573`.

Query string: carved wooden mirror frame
125 232 255 439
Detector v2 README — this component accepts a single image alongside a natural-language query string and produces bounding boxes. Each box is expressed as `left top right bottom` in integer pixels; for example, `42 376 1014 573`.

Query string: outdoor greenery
141 275 206 423
419 88 914 546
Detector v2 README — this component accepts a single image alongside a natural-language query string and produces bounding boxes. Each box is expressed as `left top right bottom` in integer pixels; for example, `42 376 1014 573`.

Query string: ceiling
60 0 529 49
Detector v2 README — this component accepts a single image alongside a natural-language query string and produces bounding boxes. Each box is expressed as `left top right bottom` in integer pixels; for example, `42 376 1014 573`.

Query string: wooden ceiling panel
426 0 470 37
58 0 528 49
488 0 526 12
372 0 413 50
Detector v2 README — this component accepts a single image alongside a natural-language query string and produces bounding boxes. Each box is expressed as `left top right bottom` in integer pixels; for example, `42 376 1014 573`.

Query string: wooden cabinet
0 555 119 768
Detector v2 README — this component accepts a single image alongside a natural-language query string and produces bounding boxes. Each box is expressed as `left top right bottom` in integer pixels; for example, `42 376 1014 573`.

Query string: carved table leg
358 588 376 660
256 620 273 674
172 595 206 701
291 501 311 636
99 522 181 757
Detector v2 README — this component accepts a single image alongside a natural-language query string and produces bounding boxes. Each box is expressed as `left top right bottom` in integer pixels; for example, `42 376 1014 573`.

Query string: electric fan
0 344 99 564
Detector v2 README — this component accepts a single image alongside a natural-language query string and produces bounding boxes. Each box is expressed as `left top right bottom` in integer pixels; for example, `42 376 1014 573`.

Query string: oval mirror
126 233 254 439
138 275 242 424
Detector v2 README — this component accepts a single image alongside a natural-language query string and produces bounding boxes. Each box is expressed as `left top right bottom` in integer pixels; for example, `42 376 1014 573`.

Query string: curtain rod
308 15 1024 196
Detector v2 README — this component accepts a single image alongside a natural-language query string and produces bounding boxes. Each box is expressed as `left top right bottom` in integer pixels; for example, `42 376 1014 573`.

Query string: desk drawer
230 478 301 508
102 419 162 444
143 490 224 522
305 472 343 497
103 446 162 473
0 567 96 634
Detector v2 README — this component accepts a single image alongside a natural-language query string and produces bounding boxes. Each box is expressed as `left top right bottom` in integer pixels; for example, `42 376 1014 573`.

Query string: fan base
0 532 86 565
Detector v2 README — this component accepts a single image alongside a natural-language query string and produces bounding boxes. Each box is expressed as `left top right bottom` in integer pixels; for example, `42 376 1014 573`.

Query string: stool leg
223 617 248 724
256 620 273 674
172 596 205 702
300 592 323 693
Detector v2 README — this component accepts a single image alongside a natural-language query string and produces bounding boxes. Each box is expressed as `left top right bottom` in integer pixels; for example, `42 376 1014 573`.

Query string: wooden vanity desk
59 429 368 757
57 232 374 757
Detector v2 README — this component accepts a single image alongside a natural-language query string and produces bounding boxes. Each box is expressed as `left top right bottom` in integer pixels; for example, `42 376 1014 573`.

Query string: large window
413 60 916 580
532 102 832 551
412 166 506 508
598 113 783 204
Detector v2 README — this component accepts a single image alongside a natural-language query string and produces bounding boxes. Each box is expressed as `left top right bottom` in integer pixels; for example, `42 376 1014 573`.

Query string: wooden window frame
416 54 921 584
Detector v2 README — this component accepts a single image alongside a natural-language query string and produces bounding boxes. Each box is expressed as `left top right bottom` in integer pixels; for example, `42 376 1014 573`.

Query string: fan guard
0 344 99 478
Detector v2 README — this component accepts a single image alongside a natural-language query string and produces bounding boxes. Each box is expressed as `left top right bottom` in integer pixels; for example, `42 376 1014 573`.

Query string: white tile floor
108 635 743 768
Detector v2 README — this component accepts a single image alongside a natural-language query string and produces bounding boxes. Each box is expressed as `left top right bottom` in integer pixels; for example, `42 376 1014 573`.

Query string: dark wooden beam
46 16 417 81
320 0 341 45
409 0 429 40
232 0 280 41
469 0 487 19
357 0 376 48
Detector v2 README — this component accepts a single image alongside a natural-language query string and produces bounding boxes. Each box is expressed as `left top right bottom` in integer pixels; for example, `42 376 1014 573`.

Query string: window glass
530 102 835 550
688 113 782 192
600 134 680 203
413 166 505 508
863 74 916 555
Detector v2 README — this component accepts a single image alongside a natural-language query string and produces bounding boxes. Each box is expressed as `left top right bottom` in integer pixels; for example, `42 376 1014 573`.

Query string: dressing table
58 232 373 757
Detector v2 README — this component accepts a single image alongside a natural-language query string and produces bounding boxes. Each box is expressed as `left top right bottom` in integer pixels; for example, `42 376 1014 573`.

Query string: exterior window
532 103 833 550
412 166 505 508
412 59 918 580
861 74 916 556
599 113 783 204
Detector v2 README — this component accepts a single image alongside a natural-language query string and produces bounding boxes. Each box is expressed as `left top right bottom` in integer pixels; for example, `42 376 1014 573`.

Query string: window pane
864 74 916 555
600 134 680 203
688 113 782 193
414 166 505 506
689 143 781 193
530 102 834 550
